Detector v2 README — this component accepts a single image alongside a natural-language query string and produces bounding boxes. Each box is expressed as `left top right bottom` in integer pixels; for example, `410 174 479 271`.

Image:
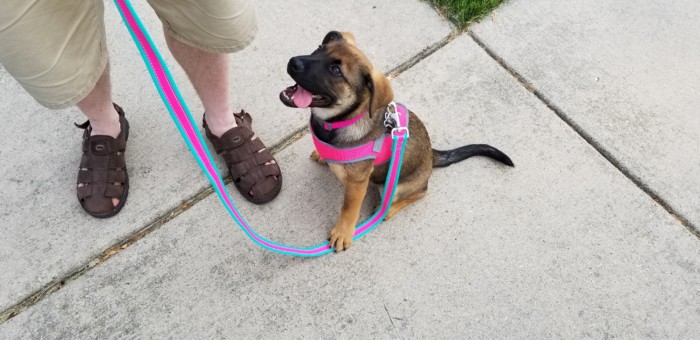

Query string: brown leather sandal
75 103 130 218
203 110 282 204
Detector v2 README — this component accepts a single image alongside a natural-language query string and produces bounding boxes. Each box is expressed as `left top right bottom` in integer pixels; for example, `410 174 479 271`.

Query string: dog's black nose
288 57 305 74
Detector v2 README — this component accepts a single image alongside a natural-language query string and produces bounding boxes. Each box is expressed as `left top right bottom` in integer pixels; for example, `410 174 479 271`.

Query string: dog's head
280 31 393 120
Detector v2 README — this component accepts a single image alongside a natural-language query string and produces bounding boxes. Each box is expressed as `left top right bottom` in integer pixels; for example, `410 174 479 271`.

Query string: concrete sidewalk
1 0 699 338
471 0 700 230
0 0 451 313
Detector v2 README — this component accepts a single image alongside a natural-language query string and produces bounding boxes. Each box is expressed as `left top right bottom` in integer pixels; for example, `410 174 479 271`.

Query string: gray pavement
471 0 700 229
0 0 451 313
2 0 700 338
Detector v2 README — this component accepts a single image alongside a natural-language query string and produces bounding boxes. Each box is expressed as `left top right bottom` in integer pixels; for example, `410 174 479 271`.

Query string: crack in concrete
468 31 700 241
384 304 402 340
0 30 461 326
386 31 461 80
0 187 214 325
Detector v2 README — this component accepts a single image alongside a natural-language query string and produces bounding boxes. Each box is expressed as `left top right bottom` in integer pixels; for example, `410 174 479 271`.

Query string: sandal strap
77 168 127 184
236 164 281 193
208 126 255 153
219 139 266 165
229 152 274 179
81 135 126 153
234 110 253 127
79 153 126 169
77 183 125 200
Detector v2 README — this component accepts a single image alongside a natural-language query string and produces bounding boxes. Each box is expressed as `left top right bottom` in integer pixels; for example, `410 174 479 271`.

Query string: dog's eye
330 65 342 76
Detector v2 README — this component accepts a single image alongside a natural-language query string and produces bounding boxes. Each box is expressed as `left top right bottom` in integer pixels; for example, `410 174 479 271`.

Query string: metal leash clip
384 102 398 129
385 102 409 139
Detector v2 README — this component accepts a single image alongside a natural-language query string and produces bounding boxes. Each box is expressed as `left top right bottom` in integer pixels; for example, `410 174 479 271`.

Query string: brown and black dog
280 31 513 252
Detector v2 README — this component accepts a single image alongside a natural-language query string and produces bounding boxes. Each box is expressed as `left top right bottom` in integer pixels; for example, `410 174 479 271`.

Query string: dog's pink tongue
293 86 313 108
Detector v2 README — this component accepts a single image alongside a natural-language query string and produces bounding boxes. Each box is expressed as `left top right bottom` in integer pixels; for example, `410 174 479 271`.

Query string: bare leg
164 33 235 137
76 64 120 138
76 64 121 207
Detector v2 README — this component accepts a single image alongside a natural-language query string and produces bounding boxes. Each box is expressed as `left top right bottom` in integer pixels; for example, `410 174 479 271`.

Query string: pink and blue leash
114 0 409 257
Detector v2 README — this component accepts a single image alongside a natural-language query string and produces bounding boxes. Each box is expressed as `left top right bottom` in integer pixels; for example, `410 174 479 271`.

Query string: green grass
426 0 507 28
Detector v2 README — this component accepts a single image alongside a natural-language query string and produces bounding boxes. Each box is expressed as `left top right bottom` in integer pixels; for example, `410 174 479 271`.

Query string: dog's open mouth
280 84 332 108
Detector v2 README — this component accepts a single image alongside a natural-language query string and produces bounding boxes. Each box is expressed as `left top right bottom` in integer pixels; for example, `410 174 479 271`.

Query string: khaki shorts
0 0 257 109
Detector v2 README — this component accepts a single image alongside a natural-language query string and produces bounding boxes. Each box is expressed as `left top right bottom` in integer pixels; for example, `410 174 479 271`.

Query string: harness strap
114 0 409 256
311 104 408 165
321 111 366 131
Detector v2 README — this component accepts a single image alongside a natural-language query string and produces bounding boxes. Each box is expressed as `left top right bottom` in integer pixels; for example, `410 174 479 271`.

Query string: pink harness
311 103 409 165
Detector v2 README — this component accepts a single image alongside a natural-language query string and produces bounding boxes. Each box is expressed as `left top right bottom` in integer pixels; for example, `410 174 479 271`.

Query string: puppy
280 31 513 252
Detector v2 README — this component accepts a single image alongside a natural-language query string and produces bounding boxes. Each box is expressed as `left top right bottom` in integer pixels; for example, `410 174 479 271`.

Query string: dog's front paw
329 222 354 252
310 150 326 164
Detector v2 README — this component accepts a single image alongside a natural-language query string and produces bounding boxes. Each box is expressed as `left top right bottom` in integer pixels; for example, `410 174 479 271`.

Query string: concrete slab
0 1 451 311
3 35 699 339
471 0 700 228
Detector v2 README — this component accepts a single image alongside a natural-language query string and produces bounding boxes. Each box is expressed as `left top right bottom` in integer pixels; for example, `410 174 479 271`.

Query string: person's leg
165 34 276 192
75 64 122 208
0 0 109 110
164 35 235 138
146 0 256 138
164 31 277 164
76 64 121 139
0 0 128 214
150 0 281 203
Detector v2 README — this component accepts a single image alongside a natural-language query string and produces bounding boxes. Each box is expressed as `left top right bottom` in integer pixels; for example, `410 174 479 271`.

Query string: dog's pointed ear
322 31 356 46
365 69 393 118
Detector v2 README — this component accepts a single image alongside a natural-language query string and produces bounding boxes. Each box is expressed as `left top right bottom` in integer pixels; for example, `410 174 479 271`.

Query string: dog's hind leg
384 170 430 220
385 189 427 221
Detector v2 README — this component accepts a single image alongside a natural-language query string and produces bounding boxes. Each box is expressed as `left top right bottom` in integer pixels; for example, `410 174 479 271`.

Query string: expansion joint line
469 31 700 241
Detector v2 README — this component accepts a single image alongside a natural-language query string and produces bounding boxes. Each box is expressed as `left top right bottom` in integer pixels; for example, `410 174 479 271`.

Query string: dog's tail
432 144 514 168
